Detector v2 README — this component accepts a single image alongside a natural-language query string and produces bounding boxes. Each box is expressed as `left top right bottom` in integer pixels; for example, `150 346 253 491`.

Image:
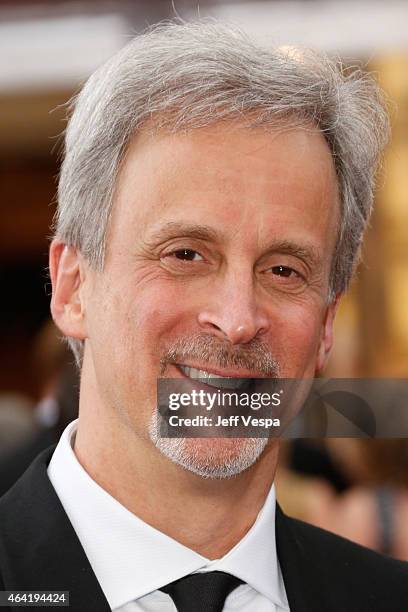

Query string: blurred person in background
277 438 408 560
322 439 408 559
29 319 79 433
0 394 35 461
1 19 407 612
0 320 79 496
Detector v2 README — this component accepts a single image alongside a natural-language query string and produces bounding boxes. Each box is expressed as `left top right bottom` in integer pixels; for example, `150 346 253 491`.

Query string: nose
197 267 270 345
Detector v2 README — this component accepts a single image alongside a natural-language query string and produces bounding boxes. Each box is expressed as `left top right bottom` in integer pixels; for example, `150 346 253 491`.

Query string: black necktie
159 570 244 612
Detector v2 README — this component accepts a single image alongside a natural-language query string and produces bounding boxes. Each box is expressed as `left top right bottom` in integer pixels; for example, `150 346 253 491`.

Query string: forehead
121 121 336 184
109 122 339 254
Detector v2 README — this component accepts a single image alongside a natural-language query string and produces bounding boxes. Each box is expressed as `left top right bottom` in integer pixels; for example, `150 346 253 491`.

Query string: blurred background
0 0 407 558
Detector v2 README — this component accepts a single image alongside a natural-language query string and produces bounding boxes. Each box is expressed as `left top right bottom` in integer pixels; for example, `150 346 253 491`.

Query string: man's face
64 122 340 476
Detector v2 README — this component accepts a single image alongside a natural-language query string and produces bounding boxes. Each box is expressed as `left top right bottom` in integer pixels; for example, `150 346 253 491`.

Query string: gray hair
54 20 390 366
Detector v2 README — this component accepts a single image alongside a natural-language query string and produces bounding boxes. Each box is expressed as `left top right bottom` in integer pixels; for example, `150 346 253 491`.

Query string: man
0 20 407 612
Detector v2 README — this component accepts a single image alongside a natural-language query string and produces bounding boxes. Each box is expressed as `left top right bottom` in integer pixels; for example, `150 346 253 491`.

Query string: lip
169 363 255 395
172 362 265 379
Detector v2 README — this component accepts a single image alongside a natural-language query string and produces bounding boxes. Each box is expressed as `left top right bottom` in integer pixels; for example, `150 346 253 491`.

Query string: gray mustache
160 333 280 377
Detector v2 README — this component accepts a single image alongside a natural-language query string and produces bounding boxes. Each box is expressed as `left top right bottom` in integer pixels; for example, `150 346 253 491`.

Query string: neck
74 370 280 559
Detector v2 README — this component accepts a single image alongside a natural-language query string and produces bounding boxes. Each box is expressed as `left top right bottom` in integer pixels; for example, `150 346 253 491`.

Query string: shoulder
0 447 110 611
287 511 407 571
0 446 61 583
277 507 408 611
0 445 58 523
0 429 57 498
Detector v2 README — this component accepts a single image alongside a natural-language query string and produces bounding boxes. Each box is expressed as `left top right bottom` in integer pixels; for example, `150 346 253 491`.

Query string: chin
149 416 268 479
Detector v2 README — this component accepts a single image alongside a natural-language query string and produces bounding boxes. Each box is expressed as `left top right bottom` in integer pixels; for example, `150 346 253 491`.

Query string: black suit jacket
0 447 408 611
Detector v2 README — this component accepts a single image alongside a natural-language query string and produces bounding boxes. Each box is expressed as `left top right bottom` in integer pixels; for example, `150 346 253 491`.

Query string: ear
49 239 88 341
315 293 342 375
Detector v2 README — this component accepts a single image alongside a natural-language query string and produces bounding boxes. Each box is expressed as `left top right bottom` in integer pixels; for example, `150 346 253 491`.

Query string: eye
262 264 307 292
271 265 298 278
171 249 204 262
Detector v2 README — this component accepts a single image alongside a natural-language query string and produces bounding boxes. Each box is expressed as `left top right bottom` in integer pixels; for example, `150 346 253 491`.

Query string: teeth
179 365 250 390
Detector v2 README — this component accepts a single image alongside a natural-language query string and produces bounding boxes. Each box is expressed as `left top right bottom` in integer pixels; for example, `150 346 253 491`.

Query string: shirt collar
48 419 288 610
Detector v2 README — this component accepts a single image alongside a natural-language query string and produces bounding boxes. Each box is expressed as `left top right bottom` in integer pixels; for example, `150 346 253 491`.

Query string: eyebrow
259 240 322 269
145 222 321 267
145 222 222 246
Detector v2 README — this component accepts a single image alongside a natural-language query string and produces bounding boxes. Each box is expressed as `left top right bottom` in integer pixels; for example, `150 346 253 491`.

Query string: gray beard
148 411 268 479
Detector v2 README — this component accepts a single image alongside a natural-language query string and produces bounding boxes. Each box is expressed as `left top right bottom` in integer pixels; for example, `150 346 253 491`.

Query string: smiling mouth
177 364 255 390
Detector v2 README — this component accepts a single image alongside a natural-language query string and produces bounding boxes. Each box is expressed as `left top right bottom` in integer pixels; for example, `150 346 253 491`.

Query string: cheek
270 305 324 375
94 280 189 363
132 284 189 338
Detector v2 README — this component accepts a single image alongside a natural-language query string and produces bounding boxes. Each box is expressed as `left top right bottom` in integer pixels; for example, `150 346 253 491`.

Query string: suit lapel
0 447 110 611
276 504 328 612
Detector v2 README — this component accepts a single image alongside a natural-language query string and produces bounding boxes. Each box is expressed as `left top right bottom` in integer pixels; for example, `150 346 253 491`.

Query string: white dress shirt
48 420 289 611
